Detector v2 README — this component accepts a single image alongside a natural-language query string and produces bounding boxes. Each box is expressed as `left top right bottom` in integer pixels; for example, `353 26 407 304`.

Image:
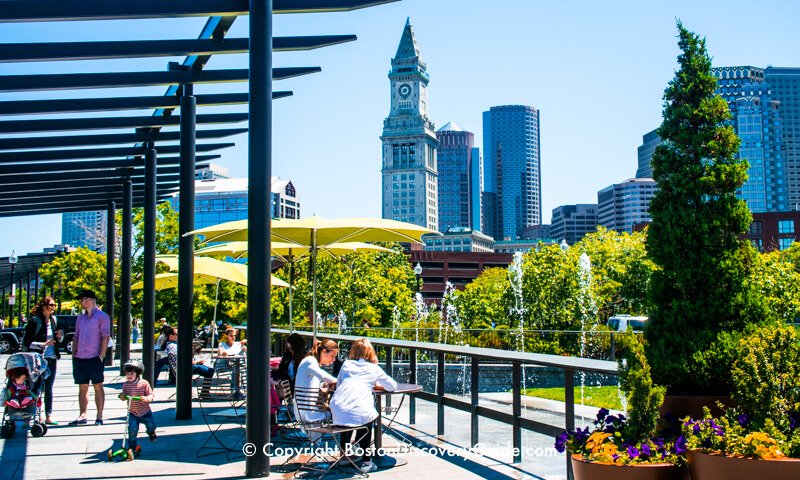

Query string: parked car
0 326 25 354
607 314 648 332
56 315 78 354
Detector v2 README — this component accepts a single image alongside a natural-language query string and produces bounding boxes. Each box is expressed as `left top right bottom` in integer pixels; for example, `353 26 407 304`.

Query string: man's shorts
73 356 105 385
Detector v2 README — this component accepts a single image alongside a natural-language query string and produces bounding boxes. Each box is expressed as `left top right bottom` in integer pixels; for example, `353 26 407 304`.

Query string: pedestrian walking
132 318 140 344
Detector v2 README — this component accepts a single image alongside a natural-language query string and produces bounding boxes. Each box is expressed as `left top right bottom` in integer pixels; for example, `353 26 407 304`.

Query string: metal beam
0 1 398 22
0 195 175 216
0 128 246 149
0 154 219 175
0 143 233 163
142 144 157 385
0 164 206 185
119 177 133 370
0 36 356 62
0 185 180 206
0 67 319 92
0 113 247 134
0 175 178 200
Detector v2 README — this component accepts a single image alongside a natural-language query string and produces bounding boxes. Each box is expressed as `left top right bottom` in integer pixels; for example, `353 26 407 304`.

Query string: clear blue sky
2 0 799 257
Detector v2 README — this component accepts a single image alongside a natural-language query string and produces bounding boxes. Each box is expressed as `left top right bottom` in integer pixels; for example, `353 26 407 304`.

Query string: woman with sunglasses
23 296 63 425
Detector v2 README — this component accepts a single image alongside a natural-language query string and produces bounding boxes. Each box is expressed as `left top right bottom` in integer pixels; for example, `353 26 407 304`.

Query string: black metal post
437 351 445 437
106 200 115 341
245 0 272 475
409 348 416 425
142 143 157 386
18 278 23 324
34 272 39 303
26 273 31 314
565 368 575 480
56 282 61 317
512 361 522 463
471 356 479 446
177 80 196 420
119 177 132 370
9 263 14 327
385 346 393 410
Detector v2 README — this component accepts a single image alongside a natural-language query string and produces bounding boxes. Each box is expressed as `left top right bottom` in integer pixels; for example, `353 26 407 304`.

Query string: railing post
437 351 445 437
565 368 575 480
385 346 393 410
471 356 479 447
512 361 521 463
409 347 417 425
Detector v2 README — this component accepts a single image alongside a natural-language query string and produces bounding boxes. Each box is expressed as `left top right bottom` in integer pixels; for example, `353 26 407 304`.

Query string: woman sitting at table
274 333 307 392
294 339 338 427
217 328 246 356
329 338 397 474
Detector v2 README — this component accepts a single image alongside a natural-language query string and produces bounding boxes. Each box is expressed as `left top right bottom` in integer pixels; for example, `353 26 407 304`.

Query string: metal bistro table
372 383 422 469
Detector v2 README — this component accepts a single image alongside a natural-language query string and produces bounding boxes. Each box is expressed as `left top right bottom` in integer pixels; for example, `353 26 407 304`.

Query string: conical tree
645 22 762 395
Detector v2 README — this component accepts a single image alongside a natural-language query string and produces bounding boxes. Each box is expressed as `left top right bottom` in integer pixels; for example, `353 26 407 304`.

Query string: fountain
507 251 527 352
337 310 347 335
442 281 460 344
576 251 598 422
391 305 401 339
414 292 428 343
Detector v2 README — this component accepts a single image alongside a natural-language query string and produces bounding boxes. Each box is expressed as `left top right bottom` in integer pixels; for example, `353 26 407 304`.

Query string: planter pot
571 454 689 480
660 395 733 421
688 450 800 480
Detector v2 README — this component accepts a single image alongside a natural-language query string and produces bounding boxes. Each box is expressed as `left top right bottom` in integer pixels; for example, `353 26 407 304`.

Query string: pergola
0 1 397 476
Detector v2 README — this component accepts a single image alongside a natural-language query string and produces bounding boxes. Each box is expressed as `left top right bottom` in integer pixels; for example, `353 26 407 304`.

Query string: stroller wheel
0 423 14 439
41 423 48 436
31 423 45 437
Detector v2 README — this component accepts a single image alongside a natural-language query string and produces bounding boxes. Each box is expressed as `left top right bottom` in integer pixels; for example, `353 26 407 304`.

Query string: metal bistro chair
289 386 369 479
274 380 305 442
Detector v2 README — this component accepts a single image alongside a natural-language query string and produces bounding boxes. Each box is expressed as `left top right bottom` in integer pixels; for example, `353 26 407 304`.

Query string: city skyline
2 0 800 255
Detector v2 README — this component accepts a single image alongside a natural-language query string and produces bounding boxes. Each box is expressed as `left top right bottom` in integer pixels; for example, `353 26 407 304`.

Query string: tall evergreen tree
645 22 762 394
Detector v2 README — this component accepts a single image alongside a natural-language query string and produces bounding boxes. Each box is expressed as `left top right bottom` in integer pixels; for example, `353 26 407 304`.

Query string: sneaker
359 460 377 473
133 445 142 457
148 431 157 442
334 454 362 467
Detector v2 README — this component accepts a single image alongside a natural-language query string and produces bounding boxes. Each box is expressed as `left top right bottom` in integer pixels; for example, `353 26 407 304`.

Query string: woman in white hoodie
329 338 397 473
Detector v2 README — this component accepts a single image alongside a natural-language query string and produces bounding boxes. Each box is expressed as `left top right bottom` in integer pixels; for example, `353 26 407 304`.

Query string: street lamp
8 251 18 327
414 263 422 342
560 239 569 251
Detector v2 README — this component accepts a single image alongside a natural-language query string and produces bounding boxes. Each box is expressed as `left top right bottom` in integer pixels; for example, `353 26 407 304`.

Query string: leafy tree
579 227 655 321
749 248 800 323
455 267 510 330
38 247 108 306
522 244 581 332
644 22 766 394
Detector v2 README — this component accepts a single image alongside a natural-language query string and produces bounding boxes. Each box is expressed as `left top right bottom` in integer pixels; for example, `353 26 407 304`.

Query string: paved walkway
0 353 570 480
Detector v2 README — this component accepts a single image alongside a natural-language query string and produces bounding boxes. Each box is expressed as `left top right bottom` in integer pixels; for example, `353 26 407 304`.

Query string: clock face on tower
398 83 412 99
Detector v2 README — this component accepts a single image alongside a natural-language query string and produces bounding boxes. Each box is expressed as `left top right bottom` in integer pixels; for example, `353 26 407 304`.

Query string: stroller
1 352 50 438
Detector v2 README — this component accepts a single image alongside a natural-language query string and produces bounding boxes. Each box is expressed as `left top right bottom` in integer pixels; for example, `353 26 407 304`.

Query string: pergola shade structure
0 0 397 477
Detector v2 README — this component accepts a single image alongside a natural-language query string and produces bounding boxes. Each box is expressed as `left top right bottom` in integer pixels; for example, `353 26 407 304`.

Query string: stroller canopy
5 352 50 384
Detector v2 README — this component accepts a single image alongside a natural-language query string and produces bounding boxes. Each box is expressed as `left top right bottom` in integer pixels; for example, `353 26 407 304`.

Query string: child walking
119 360 157 456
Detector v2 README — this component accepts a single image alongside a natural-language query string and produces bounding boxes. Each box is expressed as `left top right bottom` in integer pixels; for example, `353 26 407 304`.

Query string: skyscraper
61 210 107 253
636 129 660 178
764 67 800 211
381 19 438 230
597 178 657 233
482 105 541 240
550 204 598 244
436 122 476 231
470 147 483 232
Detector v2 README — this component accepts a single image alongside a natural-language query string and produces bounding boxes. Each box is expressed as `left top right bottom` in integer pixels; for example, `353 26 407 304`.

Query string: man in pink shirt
69 289 111 426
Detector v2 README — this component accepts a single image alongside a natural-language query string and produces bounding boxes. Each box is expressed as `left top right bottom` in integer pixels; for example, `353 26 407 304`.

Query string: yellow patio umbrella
188 216 436 339
194 241 397 330
149 256 289 348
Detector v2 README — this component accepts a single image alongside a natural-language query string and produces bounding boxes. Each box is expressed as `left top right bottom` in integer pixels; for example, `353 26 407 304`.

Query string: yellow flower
585 432 612 453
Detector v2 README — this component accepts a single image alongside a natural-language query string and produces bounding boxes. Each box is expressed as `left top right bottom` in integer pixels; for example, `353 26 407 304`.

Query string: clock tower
381 18 438 230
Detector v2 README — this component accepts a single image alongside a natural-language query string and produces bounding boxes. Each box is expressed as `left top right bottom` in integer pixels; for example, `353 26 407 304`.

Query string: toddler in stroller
1 352 50 438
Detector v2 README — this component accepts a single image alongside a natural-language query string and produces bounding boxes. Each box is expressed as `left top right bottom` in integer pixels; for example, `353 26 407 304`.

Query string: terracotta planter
659 395 734 421
571 454 689 480
688 450 800 480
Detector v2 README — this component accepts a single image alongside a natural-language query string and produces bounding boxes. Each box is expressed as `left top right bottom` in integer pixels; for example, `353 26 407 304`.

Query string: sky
2 0 800 257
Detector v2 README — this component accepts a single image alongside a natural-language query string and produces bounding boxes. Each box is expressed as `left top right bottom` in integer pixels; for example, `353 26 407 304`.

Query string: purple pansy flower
596 408 610 423
674 436 687 455
737 413 749 427
555 431 569 453
627 446 640 458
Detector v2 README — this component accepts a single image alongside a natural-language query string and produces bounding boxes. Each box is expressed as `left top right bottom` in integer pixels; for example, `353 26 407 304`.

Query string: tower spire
393 18 423 67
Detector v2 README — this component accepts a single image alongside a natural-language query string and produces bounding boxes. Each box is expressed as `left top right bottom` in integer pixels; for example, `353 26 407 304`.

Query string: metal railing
273 328 617 480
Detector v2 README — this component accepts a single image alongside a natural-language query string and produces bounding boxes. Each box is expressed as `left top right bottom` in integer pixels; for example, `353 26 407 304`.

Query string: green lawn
522 386 624 411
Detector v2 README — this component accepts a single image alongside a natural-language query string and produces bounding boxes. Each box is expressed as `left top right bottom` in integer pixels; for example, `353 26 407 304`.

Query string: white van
607 315 648 332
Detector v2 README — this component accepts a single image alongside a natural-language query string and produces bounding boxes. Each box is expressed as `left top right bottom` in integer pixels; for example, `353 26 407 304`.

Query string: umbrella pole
211 278 220 351
288 254 294 332
311 230 317 341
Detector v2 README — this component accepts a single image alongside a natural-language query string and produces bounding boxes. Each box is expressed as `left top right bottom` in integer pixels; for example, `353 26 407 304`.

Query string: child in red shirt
119 360 157 456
